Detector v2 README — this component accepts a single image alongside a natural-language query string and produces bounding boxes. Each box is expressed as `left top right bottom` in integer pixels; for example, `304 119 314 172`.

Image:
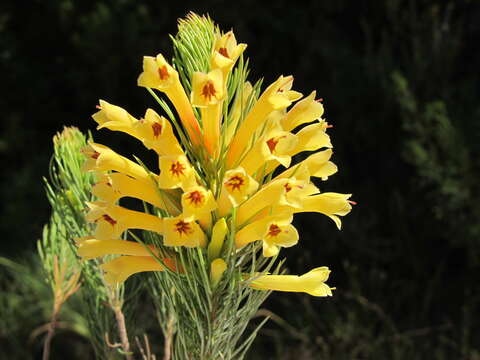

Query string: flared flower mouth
77 12 353 296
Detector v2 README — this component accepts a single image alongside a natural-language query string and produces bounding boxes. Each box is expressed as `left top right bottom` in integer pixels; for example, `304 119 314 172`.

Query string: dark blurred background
1 0 479 359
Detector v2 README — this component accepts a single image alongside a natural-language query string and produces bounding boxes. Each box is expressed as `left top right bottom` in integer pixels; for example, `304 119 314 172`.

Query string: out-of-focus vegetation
0 1 479 359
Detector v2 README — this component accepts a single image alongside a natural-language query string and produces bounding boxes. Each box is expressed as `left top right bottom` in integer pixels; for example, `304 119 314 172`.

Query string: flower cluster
77 15 352 297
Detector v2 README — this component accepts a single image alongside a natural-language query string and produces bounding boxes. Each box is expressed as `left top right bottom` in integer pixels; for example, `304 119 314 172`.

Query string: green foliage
393 71 480 262
171 12 217 93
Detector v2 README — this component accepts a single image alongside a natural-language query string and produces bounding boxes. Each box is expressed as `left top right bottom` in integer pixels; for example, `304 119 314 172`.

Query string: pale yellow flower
81 143 151 183
85 201 164 239
76 238 159 260
239 118 298 176
217 167 259 216
92 172 166 209
191 69 225 156
138 54 202 145
210 258 227 287
158 155 197 190
181 185 217 217
290 193 353 230
235 213 299 257
101 256 177 285
275 149 337 181
281 90 324 131
135 109 184 155
92 100 138 138
211 31 247 77
207 218 228 261
249 267 333 296
235 178 290 225
163 215 207 247
226 75 302 167
181 185 217 229
236 178 318 225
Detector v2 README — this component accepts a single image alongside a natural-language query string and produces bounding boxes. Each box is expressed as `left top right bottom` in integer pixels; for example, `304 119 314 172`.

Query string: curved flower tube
248 266 333 297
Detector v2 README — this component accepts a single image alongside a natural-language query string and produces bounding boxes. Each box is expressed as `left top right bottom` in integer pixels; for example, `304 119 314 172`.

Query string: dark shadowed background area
1 0 479 359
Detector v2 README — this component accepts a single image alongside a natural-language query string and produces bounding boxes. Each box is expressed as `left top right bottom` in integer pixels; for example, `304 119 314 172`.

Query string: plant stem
163 316 174 360
42 309 58 360
113 305 134 360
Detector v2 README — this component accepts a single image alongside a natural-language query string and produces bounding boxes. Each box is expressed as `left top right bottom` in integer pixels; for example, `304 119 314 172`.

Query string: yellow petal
191 70 225 107
249 266 333 297
77 239 158 260
211 31 247 76
226 75 302 168
92 100 138 139
163 215 207 247
275 149 337 181
138 54 202 146
279 178 319 209
235 212 298 257
181 186 217 217
217 167 259 217
262 222 298 257
239 118 298 175
92 172 167 209
281 91 324 132
289 122 331 154
101 256 168 285
81 143 151 183
210 258 227 287
236 178 290 225
191 70 225 156
158 155 196 190
137 54 177 90
135 109 184 155
295 193 353 230
85 201 164 239
208 218 228 261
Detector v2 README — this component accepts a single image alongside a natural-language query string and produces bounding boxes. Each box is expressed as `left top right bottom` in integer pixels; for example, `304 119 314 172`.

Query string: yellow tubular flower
76 239 159 260
211 31 247 78
191 70 225 157
158 155 197 190
85 201 164 240
279 178 319 208
294 193 353 230
208 218 228 261
217 167 259 217
210 258 227 287
235 213 299 257
135 109 184 155
137 54 202 145
248 267 333 297
92 172 168 209
290 122 332 153
101 256 176 285
181 186 217 217
236 178 290 225
81 143 151 183
181 185 217 230
262 122 332 175
239 119 298 176
281 91 324 132
163 215 207 247
226 76 302 168
92 100 138 138
275 149 338 181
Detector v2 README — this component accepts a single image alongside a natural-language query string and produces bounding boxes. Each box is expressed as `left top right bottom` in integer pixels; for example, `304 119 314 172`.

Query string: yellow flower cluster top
77 22 353 297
